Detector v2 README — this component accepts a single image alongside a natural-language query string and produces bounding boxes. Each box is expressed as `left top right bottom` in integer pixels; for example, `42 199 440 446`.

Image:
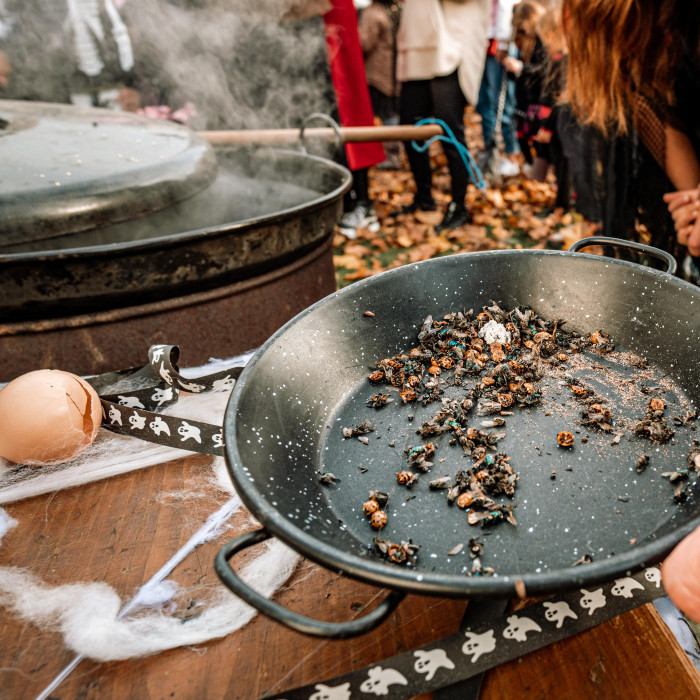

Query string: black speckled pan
216 239 700 638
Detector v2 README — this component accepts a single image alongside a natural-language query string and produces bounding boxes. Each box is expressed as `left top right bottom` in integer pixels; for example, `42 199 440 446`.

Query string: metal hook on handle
568 236 677 275
215 528 406 638
299 113 344 155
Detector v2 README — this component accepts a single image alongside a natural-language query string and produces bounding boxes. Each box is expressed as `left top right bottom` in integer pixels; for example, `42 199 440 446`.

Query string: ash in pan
359 302 698 571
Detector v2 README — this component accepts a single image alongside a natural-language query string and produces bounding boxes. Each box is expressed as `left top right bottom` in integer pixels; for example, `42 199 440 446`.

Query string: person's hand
116 87 141 113
0 50 11 89
502 56 523 77
662 524 700 622
681 216 700 257
663 187 700 256
534 127 552 144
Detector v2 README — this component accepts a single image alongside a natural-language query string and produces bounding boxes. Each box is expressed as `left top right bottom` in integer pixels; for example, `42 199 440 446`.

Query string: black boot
388 200 437 218
435 202 471 232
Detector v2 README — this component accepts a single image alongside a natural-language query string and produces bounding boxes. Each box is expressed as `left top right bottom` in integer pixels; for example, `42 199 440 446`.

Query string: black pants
399 70 469 208
556 105 605 223
369 85 400 125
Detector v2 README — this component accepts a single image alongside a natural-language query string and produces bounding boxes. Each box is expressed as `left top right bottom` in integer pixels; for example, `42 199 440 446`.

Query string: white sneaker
338 205 380 238
498 158 520 178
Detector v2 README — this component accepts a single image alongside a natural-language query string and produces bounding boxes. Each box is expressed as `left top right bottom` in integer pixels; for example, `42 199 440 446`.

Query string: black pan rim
224 248 700 597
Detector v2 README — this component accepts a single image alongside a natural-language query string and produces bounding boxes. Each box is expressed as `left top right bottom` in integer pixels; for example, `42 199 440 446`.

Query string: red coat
323 0 385 170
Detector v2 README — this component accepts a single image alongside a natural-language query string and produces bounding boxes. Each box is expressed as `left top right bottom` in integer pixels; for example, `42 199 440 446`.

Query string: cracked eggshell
0 369 102 466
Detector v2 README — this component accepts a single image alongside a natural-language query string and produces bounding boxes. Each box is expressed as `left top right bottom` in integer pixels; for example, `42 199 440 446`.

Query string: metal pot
0 146 350 319
0 101 351 380
215 239 700 637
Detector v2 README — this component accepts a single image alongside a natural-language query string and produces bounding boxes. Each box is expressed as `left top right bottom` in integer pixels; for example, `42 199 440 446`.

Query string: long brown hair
562 0 683 135
512 1 545 63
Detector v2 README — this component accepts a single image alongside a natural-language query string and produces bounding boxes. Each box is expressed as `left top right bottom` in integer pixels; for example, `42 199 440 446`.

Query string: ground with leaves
333 112 594 288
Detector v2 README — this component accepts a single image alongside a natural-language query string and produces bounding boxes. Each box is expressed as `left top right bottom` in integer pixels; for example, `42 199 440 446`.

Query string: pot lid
0 99 218 246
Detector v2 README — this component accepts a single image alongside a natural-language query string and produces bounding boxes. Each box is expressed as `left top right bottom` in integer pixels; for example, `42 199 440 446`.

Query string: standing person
395 0 490 232
560 0 700 618
476 0 520 178
358 0 403 169
533 5 578 211
324 0 386 237
502 1 547 169
562 0 700 269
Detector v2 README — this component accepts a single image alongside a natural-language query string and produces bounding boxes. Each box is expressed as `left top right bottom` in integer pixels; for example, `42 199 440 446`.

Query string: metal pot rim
0 148 351 262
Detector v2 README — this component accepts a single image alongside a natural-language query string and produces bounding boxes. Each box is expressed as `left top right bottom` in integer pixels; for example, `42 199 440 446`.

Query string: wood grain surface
1 454 699 700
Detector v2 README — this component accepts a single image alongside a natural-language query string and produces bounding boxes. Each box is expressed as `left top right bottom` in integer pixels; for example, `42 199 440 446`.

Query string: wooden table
2 453 699 699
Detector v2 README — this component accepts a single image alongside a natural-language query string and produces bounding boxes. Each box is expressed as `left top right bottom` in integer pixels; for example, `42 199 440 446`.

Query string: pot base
0 236 336 381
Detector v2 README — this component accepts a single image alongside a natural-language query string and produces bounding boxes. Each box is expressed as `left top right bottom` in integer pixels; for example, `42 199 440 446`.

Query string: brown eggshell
0 369 102 466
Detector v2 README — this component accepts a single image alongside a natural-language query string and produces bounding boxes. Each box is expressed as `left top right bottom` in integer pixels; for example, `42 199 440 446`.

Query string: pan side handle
215 528 406 638
568 236 677 274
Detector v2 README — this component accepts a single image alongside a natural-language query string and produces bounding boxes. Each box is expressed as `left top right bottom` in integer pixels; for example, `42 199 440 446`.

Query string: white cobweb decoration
0 353 301 677
0 527 299 662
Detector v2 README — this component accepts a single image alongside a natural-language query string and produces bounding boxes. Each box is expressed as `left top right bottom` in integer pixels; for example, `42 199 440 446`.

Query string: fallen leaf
343 267 375 281
396 233 414 248
415 209 443 226
503 188 526 203
485 189 505 208
333 254 365 270
344 244 373 258
408 243 439 262
506 214 519 228
528 225 551 241
369 237 389 252
557 221 590 250
426 233 453 253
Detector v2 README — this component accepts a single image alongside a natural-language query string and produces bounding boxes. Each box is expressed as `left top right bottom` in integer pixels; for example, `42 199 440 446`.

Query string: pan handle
568 236 677 275
215 528 406 638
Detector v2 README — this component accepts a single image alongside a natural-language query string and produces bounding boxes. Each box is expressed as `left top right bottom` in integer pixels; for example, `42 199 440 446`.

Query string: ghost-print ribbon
145 344 238 395
101 400 226 456
263 567 665 700
96 344 242 411
88 344 245 456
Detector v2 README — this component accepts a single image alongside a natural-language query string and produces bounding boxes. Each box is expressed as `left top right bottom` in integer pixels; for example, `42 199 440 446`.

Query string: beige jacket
397 0 489 105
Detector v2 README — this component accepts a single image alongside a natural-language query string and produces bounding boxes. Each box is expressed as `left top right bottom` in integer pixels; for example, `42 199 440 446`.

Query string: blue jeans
476 51 519 155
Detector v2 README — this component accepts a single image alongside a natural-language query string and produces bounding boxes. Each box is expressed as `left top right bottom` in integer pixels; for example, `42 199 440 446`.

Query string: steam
120 0 336 130
1 0 337 131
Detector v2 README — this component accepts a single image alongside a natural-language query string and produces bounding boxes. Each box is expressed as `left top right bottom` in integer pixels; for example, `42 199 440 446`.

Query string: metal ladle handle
568 236 677 275
215 528 406 638
299 113 343 155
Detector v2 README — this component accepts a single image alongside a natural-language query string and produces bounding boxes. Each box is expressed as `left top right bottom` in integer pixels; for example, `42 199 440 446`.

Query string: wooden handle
198 124 443 146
